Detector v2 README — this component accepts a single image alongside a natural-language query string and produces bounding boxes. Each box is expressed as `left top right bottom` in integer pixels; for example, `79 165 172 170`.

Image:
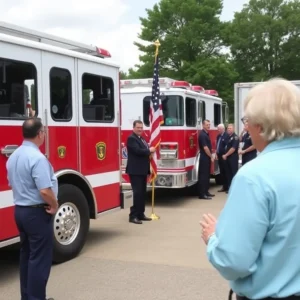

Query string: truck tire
52 184 90 264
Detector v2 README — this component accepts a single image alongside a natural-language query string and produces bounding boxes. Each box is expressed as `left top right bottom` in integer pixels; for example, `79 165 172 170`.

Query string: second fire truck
120 78 229 190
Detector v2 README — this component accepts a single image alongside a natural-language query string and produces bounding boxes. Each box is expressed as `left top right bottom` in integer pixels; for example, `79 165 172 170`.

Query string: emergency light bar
205 90 219 97
120 77 176 88
171 81 191 89
191 85 205 93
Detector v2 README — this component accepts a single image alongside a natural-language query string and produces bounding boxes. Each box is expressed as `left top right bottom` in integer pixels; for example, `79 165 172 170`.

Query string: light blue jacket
207 137 300 299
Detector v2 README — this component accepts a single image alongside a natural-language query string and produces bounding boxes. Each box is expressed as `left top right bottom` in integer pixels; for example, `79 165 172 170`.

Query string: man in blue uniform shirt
222 124 239 192
216 123 229 192
239 122 257 166
6 118 58 300
198 119 215 200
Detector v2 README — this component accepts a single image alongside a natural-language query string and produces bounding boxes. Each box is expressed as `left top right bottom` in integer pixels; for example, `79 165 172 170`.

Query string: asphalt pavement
0 184 229 300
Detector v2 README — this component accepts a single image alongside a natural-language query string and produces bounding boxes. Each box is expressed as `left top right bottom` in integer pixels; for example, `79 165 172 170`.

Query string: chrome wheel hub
53 202 81 245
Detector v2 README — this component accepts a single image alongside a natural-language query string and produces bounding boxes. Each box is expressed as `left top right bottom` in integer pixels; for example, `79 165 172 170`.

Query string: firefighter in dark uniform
216 124 229 192
198 119 215 200
222 123 239 193
239 121 257 165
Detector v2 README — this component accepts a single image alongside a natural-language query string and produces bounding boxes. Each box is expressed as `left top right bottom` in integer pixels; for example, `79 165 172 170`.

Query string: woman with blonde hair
200 78 300 300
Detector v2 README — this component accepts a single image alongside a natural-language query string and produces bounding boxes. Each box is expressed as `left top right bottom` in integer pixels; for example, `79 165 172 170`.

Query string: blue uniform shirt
198 130 212 157
6 141 58 206
207 137 300 299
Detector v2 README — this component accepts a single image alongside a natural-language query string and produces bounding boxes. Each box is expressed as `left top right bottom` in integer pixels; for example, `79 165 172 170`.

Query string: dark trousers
225 154 239 188
15 205 53 300
198 156 211 196
242 153 257 166
236 295 300 300
217 154 228 190
129 175 147 219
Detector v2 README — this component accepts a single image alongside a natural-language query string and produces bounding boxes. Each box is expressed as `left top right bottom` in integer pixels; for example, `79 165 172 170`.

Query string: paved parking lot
0 184 229 300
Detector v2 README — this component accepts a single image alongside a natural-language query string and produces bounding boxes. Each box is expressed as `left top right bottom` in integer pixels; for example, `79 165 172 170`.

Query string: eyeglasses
241 117 249 124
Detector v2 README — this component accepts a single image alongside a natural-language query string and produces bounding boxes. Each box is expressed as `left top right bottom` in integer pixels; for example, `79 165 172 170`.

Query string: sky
0 0 248 72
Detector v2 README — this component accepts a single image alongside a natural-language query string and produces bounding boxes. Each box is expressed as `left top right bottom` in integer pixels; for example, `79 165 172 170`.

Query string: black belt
230 289 300 300
16 204 47 208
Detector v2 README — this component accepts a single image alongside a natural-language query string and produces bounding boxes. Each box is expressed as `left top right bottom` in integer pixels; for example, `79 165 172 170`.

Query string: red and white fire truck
0 22 132 263
120 78 229 190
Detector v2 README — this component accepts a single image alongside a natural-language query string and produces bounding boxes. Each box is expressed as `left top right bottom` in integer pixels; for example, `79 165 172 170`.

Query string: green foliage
124 0 300 122
82 89 91 104
224 0 300 81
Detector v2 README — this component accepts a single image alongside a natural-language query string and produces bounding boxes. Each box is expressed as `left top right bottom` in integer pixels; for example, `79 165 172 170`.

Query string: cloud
45 23 142 72
0 0 142 71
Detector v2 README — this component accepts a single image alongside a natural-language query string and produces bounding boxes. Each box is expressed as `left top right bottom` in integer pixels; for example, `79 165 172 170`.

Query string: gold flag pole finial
154 39 161 57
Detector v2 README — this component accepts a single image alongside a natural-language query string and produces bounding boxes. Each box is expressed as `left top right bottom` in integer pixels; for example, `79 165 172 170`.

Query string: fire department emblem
57 146 66 159
96 142 106 160
189 136 194 148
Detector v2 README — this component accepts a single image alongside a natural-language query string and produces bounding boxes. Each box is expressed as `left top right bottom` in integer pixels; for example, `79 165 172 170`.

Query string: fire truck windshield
143 95 184 126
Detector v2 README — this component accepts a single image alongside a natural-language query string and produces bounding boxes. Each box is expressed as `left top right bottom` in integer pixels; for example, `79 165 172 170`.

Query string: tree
119 71 128 79
224 0 300 82
135 0 224 76
126 0 237 119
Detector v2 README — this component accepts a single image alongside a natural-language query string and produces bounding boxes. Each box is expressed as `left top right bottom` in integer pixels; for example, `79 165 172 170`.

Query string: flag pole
150 39 161 221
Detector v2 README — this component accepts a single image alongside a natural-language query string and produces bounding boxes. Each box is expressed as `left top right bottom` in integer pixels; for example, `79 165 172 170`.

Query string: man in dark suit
126 120 156 224
216 123 229 192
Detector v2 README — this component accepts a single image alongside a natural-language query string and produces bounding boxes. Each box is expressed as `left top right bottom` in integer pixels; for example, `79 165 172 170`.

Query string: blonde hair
244 78 300 142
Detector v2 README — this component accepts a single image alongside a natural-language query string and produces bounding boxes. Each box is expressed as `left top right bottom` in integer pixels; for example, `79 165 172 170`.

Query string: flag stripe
148 54 163 183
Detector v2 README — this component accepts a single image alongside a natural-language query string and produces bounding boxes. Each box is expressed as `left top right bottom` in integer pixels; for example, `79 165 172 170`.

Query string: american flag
148 54 164 183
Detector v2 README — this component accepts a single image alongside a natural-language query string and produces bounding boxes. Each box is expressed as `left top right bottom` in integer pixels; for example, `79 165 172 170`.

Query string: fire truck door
77 59 121 212
0 43 43 241
41 52 78 171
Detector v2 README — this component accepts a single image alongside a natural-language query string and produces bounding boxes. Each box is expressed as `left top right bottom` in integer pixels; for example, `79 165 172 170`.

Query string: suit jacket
216 132 229 156
125 133 151 176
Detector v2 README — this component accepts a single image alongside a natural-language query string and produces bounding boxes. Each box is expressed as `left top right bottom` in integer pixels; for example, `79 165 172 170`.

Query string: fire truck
120 78 229 190
0 22 133 263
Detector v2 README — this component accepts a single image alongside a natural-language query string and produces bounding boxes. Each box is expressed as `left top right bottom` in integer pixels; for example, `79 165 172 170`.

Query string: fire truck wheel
52 183 90 264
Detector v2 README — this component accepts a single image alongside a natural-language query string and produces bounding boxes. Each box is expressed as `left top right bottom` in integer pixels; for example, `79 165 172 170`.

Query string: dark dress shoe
198 195 212 200
206 192 215 197
46 298 54 300
129 217 142 224
140 215 152 221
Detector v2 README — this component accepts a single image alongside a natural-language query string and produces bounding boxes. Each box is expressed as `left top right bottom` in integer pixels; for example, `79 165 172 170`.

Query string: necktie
217 135 222 154
140 138 148 148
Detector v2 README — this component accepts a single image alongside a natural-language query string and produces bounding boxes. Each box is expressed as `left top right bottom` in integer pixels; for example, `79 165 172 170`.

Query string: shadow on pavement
0 244 19 282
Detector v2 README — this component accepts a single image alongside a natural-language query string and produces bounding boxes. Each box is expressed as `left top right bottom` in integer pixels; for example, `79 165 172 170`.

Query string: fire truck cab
120 78 229 190
0 22 132 263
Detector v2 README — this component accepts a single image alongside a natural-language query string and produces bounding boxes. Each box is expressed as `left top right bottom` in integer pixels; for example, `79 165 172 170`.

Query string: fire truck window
143 95 184 126
50 67 72 121
185 97 196 127
0 58 37 119
214 103 221 126
82 73 114 123
202 101 206 120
